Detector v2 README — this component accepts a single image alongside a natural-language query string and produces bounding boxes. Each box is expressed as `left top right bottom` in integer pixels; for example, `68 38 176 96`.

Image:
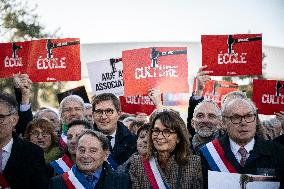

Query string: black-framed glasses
224 113 256 124
0 112 16 124
152 128 176 138
30 130 50 138
93 108 114 117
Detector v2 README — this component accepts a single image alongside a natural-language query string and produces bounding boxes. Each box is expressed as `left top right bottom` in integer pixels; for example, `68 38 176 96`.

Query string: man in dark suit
92 93 137 168
49 130 129 189
0 92 48 189
200 98 284 188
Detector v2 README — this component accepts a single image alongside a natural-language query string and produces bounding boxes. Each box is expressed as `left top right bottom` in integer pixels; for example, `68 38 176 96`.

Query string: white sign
208 171 280 189
87 59 124 96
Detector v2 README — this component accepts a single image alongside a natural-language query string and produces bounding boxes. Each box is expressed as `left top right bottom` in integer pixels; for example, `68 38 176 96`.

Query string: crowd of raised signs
0 65 283 189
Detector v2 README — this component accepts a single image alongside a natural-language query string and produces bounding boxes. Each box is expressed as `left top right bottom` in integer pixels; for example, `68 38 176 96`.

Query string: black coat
3 134 49 189
200 134 284 188
274 134 284 145
94 121 137 166
49 162 129 189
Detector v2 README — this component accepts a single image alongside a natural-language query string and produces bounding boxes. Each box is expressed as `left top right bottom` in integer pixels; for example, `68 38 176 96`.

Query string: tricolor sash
50 154 73 175
200 139 237 173
59 133 67 149
0 173 10 188
142 157 170 189
62 166 93 189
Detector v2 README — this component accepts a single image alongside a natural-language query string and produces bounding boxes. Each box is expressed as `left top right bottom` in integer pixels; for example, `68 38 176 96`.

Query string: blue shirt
72 165 102 189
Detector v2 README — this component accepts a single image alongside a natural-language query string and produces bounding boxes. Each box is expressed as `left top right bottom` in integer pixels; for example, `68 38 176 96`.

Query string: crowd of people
0 68 283 189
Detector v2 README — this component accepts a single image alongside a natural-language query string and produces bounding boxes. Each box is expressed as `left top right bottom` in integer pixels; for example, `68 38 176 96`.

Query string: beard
196 122 218 138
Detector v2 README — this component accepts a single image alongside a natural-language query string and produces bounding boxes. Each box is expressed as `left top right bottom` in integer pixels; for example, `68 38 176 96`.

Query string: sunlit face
67 125 86 155
0 103 18 143
93 100 120 135
61 101 84 125
76 134 108 174
224 99 256 146
192 102 221 137
152 119 179 154
137 130 149 156
29 128 52 151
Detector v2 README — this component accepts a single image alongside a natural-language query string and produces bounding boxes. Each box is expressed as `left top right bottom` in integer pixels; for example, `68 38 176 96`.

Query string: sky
27 0 284 47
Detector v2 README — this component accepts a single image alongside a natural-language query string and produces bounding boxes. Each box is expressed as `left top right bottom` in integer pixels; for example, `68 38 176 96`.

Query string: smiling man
49 130 129 189
92 93 137 168
199 98 284 188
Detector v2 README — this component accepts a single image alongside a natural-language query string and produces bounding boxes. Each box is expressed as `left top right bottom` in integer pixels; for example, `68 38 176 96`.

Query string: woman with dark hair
25 118 62 164
129 110 203 189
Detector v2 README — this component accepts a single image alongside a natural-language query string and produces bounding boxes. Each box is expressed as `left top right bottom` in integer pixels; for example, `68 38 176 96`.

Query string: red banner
202 34 262 76
119 95 156 115
193 79 239 107
0 38 80 82
122 47 188 96
252 79 284 115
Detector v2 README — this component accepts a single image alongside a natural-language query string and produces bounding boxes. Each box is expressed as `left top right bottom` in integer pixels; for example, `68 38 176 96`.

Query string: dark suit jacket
94 121 137 166
200 134 284 188
14 87 33 135
3 134 49 189
49 162 129 189
274 134 284 145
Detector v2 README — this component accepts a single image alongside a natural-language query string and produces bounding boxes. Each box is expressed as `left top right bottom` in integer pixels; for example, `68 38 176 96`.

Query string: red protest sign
252 79 284 115
202 34 262 76
0 41 30 78
119 95 156 115
0 38 80 82
122 47 188 96
27 38 81 82
193 79 239 107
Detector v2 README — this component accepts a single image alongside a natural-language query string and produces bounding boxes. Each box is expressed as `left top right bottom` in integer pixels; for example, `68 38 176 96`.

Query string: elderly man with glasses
92 93 137 169
199 98 284 188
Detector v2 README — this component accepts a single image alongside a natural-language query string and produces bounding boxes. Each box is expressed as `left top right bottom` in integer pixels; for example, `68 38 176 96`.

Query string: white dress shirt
1 138 13 171
108 130 116 149
229 138 255 163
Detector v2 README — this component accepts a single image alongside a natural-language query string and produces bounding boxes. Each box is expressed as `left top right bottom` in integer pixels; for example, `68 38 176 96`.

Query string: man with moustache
200 98 284 188
49 130 129 189
191 99 222 153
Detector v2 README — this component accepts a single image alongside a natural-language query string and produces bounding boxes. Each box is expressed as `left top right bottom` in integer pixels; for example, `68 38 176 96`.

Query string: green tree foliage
0 0 65 110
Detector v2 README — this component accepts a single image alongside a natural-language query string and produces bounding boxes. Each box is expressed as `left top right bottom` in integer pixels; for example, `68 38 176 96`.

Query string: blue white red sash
62 166 93 189
50 154 73 175
142 157 170 189
59 133 67 149
200 139 237 173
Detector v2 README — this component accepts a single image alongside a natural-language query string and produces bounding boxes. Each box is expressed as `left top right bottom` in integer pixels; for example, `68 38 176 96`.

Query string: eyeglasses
93 108 114 117
0 112 16 124
152 128 176 138
30 131 50 138
224 113 256 124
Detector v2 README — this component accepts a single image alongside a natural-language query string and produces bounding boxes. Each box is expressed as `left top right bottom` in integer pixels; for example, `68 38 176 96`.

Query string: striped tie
238 147 248 167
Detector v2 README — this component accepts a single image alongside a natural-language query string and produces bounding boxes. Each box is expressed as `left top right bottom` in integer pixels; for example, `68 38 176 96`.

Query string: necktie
106 136 113 151
238 147 248 167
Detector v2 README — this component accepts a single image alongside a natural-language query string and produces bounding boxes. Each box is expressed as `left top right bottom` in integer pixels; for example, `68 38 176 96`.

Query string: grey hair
59 95 85 117
221 91 247 109
76 129 109 151
193 99 221 119
34 108 59 119
221 98 257 117
84 103 92 110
